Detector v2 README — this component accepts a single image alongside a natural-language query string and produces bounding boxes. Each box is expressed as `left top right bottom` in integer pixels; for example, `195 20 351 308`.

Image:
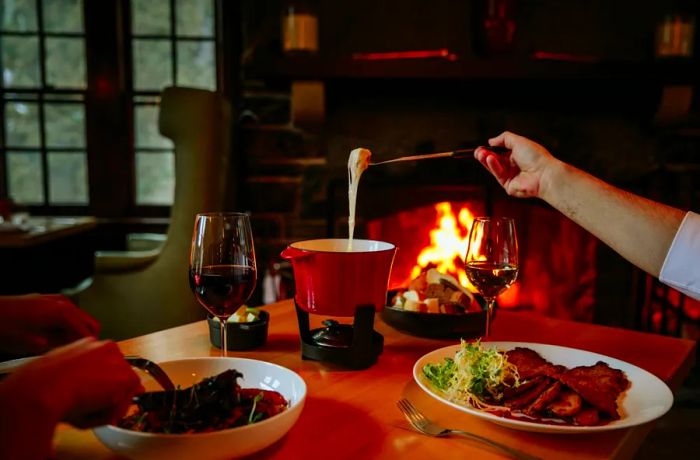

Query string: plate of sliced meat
414 341 673 433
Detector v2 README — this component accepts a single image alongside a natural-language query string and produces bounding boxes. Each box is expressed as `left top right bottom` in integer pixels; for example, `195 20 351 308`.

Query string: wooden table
54 300 696 460
0 216 96 294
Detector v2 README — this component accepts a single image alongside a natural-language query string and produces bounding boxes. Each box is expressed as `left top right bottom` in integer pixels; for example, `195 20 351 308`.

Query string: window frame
0 0 232 219
126 0 222 215
0 0 89 214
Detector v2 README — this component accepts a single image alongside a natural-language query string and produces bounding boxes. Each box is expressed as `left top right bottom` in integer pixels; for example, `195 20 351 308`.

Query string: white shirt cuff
659 211 700 300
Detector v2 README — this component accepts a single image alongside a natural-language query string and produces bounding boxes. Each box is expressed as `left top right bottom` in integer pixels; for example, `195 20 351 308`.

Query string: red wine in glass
189 212 257 357
189 265 257 317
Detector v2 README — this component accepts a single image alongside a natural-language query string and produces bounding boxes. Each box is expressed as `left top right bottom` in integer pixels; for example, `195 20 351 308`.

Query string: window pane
135 105 172 149
7 151 44 204
176 0 213 37
45 103 85 147
133 39 172 90
43 0 83 33
132 0 170 35
135 151 174 205
48 152 88 204
176 40 215 90
1 36 40 87
45 37 86 88
1 0 37 32
5 102 40 147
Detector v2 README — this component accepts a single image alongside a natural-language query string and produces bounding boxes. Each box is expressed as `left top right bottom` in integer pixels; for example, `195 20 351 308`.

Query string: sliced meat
573 407 600 426
503 378 552 409
505 348 567 380
525 381 563 416
502 376 546 400
559 361 630 419
547 390 583 417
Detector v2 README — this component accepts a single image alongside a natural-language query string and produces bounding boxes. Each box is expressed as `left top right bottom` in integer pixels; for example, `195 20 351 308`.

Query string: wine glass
189 212 257 357
465 217 519 337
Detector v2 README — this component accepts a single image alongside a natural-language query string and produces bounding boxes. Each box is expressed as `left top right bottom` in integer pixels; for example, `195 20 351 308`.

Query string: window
130 0 217 206
0 0 221 213
1 0 88 207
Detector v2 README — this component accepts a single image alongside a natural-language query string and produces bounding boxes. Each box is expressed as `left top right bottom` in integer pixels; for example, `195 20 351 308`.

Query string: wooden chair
71 87 232 340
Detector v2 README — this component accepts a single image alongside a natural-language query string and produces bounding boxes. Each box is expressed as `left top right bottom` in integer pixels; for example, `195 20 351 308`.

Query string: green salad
423 340 520 409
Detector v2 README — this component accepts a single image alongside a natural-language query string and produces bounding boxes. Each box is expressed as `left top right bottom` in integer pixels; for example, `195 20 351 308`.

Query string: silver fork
397 399 541 460
124 355 175 392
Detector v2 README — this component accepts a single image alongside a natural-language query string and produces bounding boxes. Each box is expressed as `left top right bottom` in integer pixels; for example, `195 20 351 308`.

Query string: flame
408 202 521 307
409 202 475 289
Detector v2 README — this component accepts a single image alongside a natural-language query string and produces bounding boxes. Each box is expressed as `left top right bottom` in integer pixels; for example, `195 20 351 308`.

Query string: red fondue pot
281 239 397 316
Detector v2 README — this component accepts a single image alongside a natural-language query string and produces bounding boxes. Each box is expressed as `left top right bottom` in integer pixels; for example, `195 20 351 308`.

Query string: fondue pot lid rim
290 238 396 253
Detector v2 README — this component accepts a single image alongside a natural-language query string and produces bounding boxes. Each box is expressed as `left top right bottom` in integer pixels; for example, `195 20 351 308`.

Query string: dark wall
238 0 700 319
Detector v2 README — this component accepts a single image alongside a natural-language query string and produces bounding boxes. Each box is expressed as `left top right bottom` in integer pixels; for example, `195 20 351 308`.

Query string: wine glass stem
485 298 496 337
220 317 228 357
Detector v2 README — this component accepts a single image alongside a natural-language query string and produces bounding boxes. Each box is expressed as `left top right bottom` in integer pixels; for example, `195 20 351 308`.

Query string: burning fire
410 202 473 287
409 202 519 306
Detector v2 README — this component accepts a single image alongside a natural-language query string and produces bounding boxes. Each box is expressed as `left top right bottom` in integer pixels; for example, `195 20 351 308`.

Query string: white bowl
94 357 306 460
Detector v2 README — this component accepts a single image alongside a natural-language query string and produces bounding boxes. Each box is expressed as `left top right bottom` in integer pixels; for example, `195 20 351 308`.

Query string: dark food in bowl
119 369 288 434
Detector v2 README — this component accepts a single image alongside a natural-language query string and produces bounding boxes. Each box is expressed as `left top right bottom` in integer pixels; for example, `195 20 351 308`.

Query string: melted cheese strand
347 148 371 251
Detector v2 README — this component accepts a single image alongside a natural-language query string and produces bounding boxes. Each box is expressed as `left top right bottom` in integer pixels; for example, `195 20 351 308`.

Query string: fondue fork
371 146 509 166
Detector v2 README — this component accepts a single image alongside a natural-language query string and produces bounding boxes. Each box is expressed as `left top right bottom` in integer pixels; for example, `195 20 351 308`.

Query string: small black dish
381 293 492 339
208 310 269 351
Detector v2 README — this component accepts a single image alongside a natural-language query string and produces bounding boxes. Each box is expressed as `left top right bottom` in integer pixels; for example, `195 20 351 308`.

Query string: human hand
0 294 99 355
0 338 143 428
475 131 560 199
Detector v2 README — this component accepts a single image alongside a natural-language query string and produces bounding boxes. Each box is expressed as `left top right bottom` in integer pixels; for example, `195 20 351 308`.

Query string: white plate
413 341 674 434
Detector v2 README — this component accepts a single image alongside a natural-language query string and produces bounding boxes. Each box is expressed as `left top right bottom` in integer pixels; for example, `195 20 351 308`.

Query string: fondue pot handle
280 246 312 260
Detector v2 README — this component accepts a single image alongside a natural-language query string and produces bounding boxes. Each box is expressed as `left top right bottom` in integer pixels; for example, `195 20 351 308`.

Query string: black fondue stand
295 301 384 369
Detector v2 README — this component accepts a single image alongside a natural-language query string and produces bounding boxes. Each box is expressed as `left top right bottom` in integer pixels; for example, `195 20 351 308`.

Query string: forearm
540 160 685 277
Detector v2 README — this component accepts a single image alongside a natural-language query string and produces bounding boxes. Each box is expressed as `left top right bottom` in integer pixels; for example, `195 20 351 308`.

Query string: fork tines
396 398 425 430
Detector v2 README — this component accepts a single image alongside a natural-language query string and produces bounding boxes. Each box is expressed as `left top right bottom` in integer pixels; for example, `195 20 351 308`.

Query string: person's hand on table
475 131 560 199
0 338 143 459
0 294 99 355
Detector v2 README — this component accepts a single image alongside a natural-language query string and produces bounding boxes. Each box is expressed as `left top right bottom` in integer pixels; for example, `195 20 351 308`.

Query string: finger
23 335 50 354
63 366 141 428
54 299 101 336
488 131 507 146
59 302 100 336
485 155 505 177
46 306 100 342
2 334 50 355
489 131 521 150
48 336 98 357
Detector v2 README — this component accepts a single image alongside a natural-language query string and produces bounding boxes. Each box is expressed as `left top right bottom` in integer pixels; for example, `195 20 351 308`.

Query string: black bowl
381 296 491 339
207 310 269 350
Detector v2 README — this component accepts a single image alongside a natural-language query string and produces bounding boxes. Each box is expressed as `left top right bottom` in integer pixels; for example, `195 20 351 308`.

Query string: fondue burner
295 302 383 369
281 238 397 370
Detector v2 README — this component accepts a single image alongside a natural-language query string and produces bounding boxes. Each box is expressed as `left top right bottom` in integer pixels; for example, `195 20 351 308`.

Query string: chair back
74 87 232 340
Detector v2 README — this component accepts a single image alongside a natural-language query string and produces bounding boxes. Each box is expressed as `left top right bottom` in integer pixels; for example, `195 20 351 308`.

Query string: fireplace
328 173 598 322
